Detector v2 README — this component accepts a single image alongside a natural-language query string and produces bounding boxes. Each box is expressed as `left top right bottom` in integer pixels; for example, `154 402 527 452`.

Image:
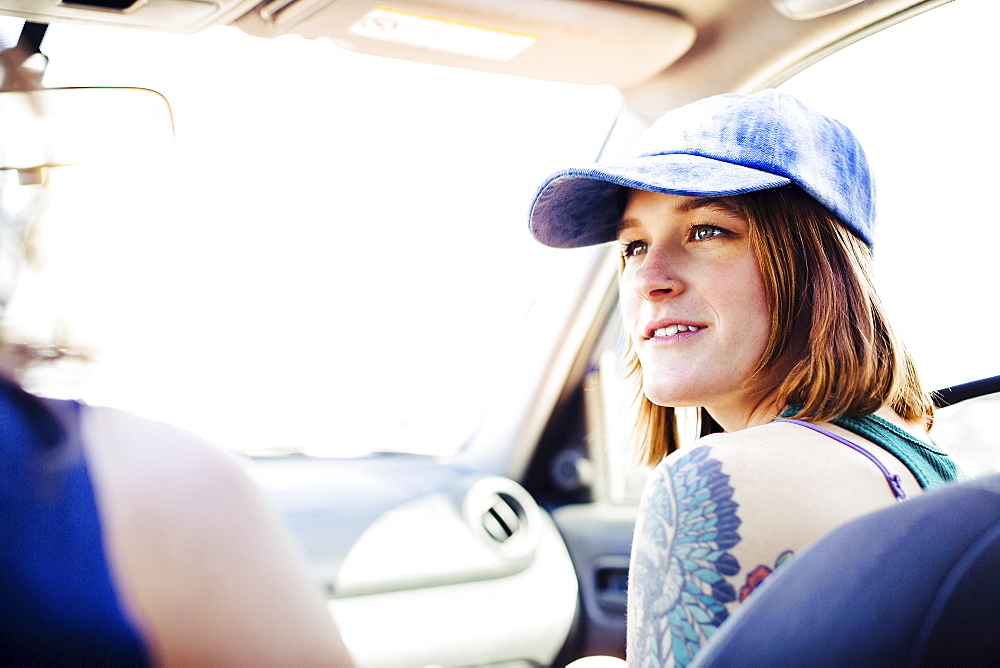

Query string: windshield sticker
348 7 537 62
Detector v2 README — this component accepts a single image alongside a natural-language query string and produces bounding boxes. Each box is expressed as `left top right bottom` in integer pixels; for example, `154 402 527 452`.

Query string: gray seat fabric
691 473 1000 667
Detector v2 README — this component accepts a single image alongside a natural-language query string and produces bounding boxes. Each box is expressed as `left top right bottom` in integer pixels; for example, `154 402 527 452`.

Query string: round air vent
463 476 540 562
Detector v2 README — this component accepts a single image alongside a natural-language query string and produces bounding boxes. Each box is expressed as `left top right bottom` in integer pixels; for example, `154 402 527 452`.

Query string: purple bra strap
773 418 907 501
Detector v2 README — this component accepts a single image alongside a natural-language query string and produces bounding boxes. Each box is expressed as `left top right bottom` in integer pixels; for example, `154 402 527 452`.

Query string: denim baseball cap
529 90 875 248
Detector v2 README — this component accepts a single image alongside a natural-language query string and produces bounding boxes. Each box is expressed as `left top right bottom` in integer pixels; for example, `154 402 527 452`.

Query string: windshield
13 3 996 469
15 23 621 457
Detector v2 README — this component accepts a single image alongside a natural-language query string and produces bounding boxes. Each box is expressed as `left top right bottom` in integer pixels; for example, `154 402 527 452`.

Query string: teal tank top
830 413 962 489
778 407 962 491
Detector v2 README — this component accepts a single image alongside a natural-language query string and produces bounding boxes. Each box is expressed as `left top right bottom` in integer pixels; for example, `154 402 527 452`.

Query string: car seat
691 473 1000 667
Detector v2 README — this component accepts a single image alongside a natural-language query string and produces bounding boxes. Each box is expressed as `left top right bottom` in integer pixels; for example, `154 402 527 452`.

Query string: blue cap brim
529 153 792 248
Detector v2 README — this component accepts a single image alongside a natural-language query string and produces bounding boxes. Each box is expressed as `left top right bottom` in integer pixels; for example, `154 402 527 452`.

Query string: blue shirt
0 377 150 666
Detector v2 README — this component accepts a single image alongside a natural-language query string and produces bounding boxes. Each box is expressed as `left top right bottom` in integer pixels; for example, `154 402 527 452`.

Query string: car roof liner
933 375 1000 409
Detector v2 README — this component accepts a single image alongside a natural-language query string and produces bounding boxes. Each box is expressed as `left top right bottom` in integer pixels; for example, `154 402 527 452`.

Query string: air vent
464 476 540 562
482 493 522 544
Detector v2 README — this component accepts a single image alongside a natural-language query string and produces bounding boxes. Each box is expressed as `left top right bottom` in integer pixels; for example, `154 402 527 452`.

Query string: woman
528 90 962 666
0 54 351 665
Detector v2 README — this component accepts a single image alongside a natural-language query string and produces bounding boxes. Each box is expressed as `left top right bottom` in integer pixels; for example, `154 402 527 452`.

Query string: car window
779 0 1000 475
11 23 621 457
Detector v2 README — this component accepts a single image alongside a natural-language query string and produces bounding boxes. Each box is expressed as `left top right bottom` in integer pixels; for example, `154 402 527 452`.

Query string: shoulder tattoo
627 446 742 667
739 550 794 602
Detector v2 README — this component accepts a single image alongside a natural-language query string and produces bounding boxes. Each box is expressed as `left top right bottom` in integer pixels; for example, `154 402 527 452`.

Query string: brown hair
626 186 933 467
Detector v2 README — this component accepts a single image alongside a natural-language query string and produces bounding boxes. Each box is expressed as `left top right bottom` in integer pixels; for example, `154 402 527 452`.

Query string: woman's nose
630 249 683 300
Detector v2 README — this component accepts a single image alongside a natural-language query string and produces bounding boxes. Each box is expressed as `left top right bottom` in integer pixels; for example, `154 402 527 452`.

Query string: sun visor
236 0 696 88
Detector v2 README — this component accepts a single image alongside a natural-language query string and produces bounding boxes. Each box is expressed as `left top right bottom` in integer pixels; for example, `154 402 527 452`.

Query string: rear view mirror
0 87 174 171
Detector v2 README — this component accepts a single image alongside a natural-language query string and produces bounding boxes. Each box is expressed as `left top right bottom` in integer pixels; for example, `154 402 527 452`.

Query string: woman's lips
644 319 706 340
652 324 703 338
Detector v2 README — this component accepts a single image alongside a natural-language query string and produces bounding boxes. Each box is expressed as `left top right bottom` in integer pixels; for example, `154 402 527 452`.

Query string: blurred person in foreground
0 46 352 666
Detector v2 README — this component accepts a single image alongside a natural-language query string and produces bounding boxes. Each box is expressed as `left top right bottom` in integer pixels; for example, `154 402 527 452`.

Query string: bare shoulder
689 424 827 493
638 420 910 535
626 424 907 666
81 405 275 554
697 421 919 504
80 405 286 556
80 405 352 666
82 405 250 496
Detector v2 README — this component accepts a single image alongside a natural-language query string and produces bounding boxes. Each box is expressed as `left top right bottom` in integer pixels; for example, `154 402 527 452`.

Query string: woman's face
618 190 772 418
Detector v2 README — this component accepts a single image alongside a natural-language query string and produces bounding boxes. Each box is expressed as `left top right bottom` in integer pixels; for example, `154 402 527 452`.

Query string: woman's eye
690 225 726 241
622 240 648 259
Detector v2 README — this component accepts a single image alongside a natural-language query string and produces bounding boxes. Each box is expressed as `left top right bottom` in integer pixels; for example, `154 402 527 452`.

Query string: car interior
0 0 997 665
